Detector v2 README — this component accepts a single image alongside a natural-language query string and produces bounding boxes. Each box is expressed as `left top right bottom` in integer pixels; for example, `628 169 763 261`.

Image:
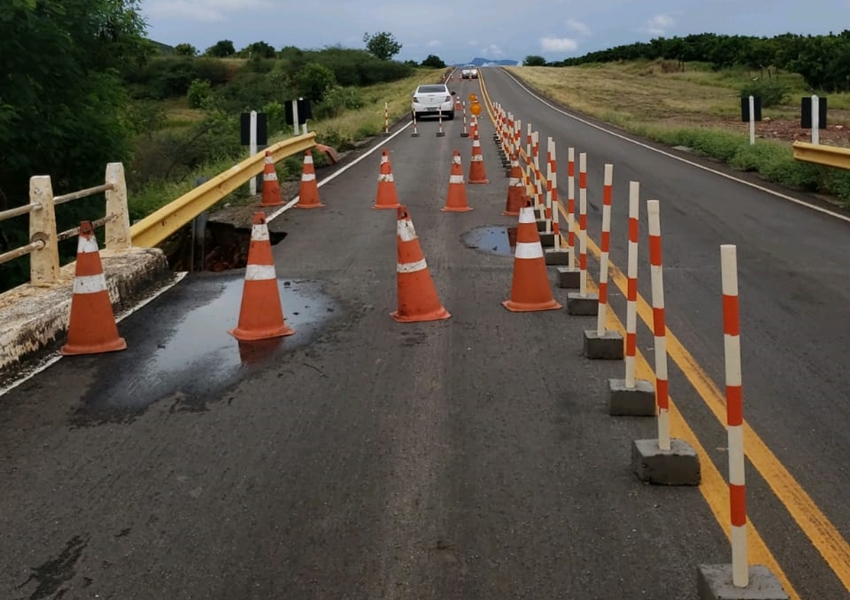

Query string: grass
503 61 850 205
128 68 446 219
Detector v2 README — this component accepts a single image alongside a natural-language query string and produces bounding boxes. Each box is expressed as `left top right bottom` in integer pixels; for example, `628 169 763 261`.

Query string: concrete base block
536 219 547 232
567 293 598 315
632 438 701 486
411 132 420 137
583 329 624 360
544 248 571 265
609 378 656 416
697 564 789 600
539 232 555 247
557 267 580 289
436 131 446 137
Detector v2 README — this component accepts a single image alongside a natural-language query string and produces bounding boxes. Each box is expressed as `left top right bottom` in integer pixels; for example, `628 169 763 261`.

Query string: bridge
1 68 849 600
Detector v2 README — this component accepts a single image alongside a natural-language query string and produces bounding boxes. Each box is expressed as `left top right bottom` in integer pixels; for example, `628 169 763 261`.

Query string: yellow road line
479 69 850 595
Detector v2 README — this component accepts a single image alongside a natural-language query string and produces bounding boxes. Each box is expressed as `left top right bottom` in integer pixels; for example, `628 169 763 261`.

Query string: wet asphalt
0 72 847 599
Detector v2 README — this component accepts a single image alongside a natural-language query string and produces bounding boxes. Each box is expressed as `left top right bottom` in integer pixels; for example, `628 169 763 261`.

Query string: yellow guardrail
129 132 317 248
792 141 850 170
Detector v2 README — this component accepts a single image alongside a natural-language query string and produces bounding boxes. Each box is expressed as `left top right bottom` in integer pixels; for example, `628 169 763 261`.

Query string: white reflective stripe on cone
397 219 418 242
453 157 461 164
245 264 277 281
508 177 520 185
304 156 314 164
301 173 316 181
73 273 107 295
515 242 544 260
264 173 278 181
77 236 99 254
379 174 395 182
471 156 483 161
518 207 535 223
397 258 427 273
449 175 464 184
251 225 270 241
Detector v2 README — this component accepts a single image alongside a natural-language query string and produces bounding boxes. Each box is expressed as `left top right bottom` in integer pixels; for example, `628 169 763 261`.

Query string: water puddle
71 272 338 424
461 226 517 257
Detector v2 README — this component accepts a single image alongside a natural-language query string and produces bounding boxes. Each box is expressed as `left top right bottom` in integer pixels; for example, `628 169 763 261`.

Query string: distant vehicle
461 65 479 79
411 84 455 121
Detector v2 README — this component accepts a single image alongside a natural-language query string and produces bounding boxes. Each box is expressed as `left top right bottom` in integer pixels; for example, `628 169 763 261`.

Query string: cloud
427 39 441 47
145 0 272 22
481 43 504 57
642 14 675 35
540 36 579 52
565 18 591 37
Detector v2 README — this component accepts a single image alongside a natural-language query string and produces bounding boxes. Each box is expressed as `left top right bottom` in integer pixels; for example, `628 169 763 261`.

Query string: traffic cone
502 199 562 312
391 205 451 323
296 150 324 209
468 132 489 184
502 154 524 216
61 221 127 355
228 212 295 341
442 151 473 212
260 151 283 207
372 150 401 210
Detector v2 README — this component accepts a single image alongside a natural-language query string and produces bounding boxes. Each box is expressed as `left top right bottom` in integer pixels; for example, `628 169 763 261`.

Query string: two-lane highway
0 71 847 599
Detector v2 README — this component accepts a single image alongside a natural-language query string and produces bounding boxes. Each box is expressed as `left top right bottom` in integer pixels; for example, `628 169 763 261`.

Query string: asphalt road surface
0 70 847 599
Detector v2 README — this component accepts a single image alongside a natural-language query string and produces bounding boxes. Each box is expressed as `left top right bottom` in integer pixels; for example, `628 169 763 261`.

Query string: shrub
187 79 213 108
739 79 788 108
295 62 336 102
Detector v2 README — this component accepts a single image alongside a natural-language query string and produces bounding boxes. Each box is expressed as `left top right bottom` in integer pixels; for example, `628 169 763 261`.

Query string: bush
739 79 788 108
313 86 364 119
187 79 213 108
295 62 336 102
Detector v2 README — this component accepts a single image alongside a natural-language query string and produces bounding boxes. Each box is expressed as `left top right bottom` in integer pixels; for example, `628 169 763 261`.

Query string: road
0 69 847 599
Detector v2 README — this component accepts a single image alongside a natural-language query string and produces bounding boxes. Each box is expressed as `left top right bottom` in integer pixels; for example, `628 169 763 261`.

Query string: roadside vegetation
0 0 447 291
515 32 850 205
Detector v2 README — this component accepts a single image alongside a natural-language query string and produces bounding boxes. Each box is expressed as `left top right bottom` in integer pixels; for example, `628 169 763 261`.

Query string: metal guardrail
0 132 316 287
792 141 850 170
0 164 130 287
129 132 316 248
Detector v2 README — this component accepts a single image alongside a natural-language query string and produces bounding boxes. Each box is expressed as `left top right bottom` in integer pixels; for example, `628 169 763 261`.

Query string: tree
174 43 198 56
523 55 547 66
421 54 445 68
295 63 336 102
363 31 402 61
206 39 235 57
240 41 276 59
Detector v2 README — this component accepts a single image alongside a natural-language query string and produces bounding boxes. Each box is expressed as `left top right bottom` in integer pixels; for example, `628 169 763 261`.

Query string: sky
141 0 850 64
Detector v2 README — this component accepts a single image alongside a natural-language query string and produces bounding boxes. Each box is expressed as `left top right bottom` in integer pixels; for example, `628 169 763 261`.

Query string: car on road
461 64 479 79
411 84 455 121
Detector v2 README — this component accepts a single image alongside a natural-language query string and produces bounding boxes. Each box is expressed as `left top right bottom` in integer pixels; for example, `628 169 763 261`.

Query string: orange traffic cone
503 199 562 312
260 150 283 207
296 150 324 209
61 221 127 355
442 150 473 212
228 212 295 341
468 132 489 184
373 150 402 210
391 205 451 323
503 153 524 216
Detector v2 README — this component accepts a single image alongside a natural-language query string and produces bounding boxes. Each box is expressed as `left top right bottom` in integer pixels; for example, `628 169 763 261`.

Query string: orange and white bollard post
544 137 569 264
608 182 654 414
630 200 701 485
557 147 581 288
384 102 389 135
436 109 445 137
461 102 469 137
411 110 419 137
582 163 624 360
566 153 598 316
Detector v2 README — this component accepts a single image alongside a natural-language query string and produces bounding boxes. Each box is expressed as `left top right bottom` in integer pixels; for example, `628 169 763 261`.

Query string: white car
461 65 479 79
411 84 455 121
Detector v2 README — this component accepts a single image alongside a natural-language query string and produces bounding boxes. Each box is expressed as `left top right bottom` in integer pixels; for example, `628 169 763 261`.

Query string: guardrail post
28 175 60 286
104 162 132 251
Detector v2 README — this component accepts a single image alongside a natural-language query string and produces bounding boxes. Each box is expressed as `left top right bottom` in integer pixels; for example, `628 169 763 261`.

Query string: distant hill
149 39 175 54
453 57 519 67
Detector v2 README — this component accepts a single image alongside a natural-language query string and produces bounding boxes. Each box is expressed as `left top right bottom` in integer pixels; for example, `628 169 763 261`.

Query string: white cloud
468 41 479 46
540 36 579 52
427 39 441 47
481 43 504 57
565 18 591 36
643 14 675 35
146 0 272 22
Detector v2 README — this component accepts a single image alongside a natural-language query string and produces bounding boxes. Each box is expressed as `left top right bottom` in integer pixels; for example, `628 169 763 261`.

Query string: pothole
461 226 517 257
164 219 286 272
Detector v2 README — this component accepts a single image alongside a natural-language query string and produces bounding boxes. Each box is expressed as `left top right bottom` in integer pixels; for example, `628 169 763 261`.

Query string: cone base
228 324 295 342
469 179 490 185
260 200 284 207
390 307 451 323
502 298 562 313
61 336 127 356
296 202 325 209
372 203 402 210
501 210 520 216
441 205 473 212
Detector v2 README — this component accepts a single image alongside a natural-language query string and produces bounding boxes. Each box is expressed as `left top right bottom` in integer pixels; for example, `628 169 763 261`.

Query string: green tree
523 55 547 66
295 63 336 102
421 54 446 68
240 41 276 59
206 39 235 57
174 43 198 56
363 31 402 60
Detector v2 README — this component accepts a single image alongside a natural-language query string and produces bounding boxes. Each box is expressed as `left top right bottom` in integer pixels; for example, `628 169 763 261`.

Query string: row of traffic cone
261 150 323 209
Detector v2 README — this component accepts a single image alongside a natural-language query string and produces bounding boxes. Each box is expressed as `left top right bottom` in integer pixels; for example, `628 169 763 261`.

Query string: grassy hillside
506 60 850 205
